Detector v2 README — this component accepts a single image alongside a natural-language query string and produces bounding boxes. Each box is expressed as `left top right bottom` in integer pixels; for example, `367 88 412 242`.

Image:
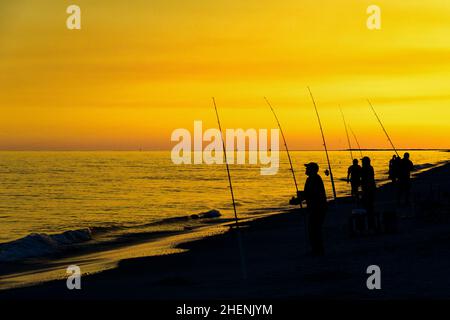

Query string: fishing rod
265 97 307 253
348 125 363 158
212 97 247 280
264 97 302 208
339 107 354 162
367 99 400 157
307 87 337 201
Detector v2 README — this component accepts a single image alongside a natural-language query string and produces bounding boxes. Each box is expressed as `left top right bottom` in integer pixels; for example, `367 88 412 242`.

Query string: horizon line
0 148 448 152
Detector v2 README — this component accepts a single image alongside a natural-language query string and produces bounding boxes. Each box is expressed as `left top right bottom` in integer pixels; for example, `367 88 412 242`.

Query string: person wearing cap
303 162 327 256
397 152 414 206
361 156 377 231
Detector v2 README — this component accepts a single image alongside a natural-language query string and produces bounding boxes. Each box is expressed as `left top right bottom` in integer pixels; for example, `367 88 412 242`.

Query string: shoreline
1 160 449 298
0 160 425 291
0 209 288 291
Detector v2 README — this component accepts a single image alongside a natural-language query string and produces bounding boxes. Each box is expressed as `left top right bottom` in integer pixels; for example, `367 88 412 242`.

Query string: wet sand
1 162 449 300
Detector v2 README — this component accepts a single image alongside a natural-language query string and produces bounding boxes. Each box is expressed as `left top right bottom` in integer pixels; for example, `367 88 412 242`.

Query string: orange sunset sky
0 0 449 150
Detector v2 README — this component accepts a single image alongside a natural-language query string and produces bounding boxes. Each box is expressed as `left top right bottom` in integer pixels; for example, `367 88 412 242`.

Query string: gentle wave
0 209 222 262
0 229 92 262
91 209 222 232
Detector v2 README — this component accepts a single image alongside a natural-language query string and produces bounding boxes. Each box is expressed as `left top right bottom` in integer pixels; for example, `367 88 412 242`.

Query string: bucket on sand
349 208 368 236
352 209 367 215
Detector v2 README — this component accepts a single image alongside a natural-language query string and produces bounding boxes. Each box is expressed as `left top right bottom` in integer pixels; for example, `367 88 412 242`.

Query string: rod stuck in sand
212 97 247 280
368 99 400 157
307 87 337 201
265 97 308 252
348 125 363 158
264 97 302 209
339 107 354 162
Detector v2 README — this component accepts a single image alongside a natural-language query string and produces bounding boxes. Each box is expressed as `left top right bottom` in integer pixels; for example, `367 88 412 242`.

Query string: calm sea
0 150 448 262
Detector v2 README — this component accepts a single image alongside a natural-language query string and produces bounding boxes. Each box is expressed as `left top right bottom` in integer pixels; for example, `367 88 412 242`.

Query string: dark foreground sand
1 162 449 300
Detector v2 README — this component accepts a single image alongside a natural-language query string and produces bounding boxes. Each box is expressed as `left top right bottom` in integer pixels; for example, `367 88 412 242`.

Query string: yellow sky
0 0 449 150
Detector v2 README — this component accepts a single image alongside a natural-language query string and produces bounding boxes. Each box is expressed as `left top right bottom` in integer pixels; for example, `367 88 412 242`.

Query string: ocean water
0 150 448 262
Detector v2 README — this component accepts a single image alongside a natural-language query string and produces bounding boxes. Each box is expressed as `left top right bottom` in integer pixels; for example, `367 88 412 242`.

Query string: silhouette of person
388 155 398 183
397 152 414 206
302 162 327 256
361 156 377 231
394 156 401 179
347 159 362 201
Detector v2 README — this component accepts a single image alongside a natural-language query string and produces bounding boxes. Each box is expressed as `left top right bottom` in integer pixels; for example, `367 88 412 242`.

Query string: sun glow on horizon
0 0 449 150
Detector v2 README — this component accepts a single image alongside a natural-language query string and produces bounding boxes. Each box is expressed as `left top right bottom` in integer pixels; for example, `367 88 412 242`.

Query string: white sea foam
0 229 92 262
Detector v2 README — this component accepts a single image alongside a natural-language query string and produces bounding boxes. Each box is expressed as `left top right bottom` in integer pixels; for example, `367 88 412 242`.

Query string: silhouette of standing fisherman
397 152 414 206
388 155 399 183
361 156 377 232
347 159 362 202
302 162 327 256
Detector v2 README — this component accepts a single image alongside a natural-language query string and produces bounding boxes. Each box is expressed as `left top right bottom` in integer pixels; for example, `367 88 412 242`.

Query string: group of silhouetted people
298 153 414 256
389 153 414 205
347 157 377 230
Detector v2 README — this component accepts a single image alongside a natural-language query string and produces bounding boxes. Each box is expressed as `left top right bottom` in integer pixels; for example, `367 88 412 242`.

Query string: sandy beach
0 161 448 300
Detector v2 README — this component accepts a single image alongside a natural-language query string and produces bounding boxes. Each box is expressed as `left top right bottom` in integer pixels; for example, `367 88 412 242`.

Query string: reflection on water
0 151 448 244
